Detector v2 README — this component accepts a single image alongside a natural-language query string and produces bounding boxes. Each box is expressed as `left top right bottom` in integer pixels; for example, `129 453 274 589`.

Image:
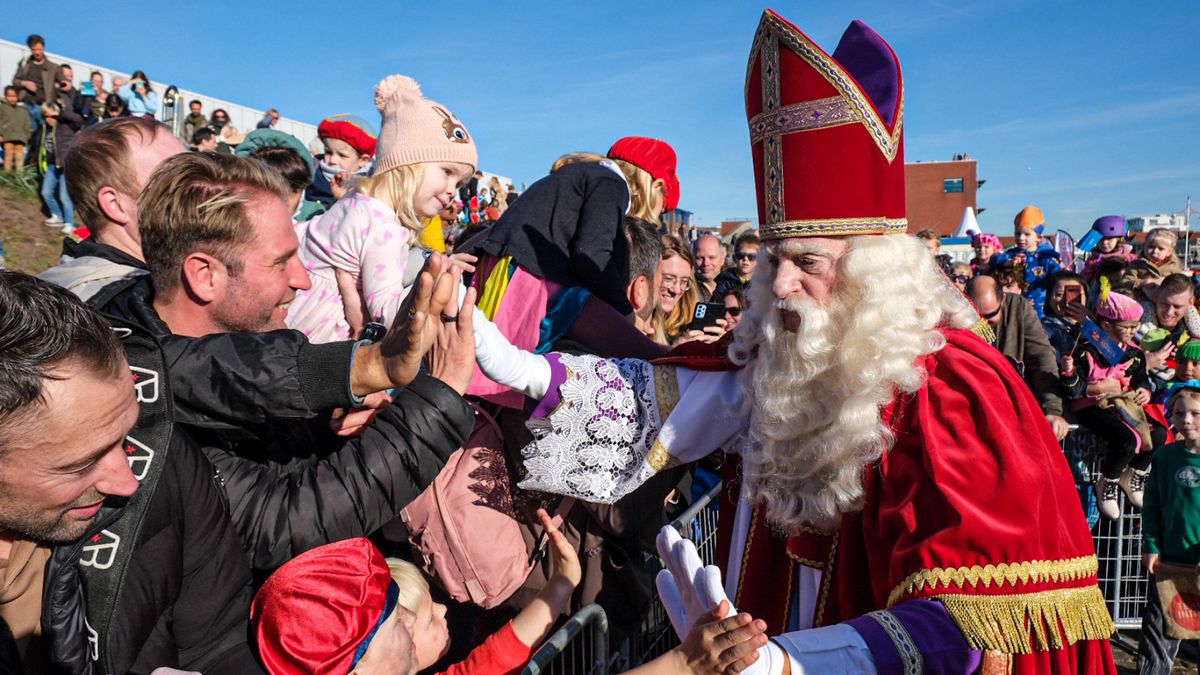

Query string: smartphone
688 302 727 330
1063 286 1082 305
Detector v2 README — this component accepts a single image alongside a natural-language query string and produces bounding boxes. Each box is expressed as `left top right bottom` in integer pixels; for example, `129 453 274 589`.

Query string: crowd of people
0 11 1197 675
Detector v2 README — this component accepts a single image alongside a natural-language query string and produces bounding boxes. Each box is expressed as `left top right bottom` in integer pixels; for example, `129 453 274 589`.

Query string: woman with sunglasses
722 287 745 331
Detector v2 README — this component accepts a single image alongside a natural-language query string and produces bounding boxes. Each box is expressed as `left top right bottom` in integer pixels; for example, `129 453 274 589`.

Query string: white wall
0 37 317 144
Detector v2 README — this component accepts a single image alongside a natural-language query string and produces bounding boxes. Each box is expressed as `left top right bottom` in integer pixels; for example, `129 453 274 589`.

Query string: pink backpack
400 405 572 609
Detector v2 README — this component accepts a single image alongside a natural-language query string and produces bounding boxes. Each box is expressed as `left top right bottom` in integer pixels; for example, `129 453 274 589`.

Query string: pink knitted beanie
372 75 477 175
1096 278 1143 322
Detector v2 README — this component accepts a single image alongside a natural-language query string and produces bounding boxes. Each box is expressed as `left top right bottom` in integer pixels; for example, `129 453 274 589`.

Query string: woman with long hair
118 70 159 118
653 235 701 344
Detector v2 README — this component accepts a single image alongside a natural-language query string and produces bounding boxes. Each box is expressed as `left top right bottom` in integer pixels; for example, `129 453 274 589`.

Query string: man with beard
470 11 1115 674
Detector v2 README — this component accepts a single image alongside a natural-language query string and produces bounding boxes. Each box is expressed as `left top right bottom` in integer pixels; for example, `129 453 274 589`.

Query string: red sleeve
438 622 535 675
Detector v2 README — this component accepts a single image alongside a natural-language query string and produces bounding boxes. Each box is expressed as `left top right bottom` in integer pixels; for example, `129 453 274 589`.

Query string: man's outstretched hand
351 252 462 396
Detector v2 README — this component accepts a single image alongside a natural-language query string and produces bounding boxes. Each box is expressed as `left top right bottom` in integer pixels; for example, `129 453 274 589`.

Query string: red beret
608 136 681 212
317 114 378 158
251 538 393 675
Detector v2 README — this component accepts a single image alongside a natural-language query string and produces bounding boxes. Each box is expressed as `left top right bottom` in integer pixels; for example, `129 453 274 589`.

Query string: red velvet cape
717 329 1116 673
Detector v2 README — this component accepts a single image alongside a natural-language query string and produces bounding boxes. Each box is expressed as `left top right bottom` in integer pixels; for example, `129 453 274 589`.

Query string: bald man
694 235 726 301
966 274 1069 439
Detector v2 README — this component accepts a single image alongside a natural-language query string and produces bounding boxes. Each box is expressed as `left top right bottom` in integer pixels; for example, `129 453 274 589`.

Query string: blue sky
8 1 1200 236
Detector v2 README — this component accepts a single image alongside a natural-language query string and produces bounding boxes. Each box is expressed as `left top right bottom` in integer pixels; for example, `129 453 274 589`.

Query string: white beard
728 235 979 531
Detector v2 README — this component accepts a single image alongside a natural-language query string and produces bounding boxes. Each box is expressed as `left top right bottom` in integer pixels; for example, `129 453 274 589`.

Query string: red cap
746 11 906 240
317 114 378 157
607 136 681 212
251 538 394 675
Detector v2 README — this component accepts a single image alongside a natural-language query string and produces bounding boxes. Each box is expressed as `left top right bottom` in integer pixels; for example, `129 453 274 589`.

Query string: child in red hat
252 511 767 674
460 140 682 408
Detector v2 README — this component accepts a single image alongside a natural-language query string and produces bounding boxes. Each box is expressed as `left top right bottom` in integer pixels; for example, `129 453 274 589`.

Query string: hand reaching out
426 282 476 395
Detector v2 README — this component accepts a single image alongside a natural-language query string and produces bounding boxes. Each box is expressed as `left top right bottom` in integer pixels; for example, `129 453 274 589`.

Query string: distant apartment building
1128 213 1187 235
662 208 693 233
905 155 982 237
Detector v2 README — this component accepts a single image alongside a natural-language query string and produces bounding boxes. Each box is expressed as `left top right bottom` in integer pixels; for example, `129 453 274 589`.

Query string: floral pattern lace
518 353 661 504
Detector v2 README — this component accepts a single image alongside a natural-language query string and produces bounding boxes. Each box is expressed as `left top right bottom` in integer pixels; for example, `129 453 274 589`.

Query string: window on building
943 178 964 193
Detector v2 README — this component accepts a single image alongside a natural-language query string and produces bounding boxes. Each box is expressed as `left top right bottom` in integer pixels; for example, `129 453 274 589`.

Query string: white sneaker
44 215 63 226
1119 467 1150 510
1096 475 1121 520
60 223 75 235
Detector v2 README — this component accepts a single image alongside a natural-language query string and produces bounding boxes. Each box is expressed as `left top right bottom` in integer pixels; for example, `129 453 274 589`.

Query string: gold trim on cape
652 365 681 423
886 555 1100 608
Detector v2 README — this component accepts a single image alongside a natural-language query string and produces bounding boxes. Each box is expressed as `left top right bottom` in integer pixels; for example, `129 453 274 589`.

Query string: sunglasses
980 306 1001 321
952 274 970 284
734 252 758 261
725 306 742 317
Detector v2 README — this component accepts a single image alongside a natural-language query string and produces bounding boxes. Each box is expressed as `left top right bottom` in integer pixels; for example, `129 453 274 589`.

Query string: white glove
471 306 551 399
655 526 788 675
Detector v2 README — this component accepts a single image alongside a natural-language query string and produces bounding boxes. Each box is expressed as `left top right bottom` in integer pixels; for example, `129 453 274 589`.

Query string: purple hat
1092 215 1126 239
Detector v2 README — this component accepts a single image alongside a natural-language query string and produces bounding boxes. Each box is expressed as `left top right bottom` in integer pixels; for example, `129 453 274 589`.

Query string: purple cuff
528 354 567 419
845 599 981 675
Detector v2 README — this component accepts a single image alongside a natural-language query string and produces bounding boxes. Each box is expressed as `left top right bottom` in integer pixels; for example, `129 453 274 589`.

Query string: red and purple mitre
746 10 906 240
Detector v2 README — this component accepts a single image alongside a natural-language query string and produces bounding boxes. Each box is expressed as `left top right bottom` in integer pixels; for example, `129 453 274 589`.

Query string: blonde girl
286 75 476 343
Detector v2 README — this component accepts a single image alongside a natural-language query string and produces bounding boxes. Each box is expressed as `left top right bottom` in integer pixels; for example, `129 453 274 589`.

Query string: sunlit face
970 289 1003 328
695 237 725 283
322 137 371 174
353 605 416 675
766 237 848 332
1144 237 1174 265
1171 393 1200 443
723 293 742 330
1179 358 1200 382
734 244 759 277
1015 228 1040 252
1156 290 1194 330
411 591 450 670
0 362 140 544
212 193 311 333
414 162 472 218
921 237 940 255
658 254 692 314
1097 236 1120 254
90 73 103 90
1101 318 1139 346
974 242 997 261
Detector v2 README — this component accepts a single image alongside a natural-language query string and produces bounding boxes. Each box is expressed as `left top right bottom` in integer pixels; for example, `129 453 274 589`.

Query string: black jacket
91 276 475 570
464 161 633 316
712 268 746 301
40 320 260 675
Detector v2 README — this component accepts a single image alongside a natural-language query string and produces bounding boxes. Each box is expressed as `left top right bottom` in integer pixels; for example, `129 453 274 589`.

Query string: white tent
953 206 981 239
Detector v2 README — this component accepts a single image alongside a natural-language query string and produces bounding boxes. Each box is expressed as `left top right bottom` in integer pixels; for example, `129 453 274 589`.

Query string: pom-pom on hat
607 137 681 212
1014 206 1045 234
1091 215 1127 239
317 114 378 157
251 538 399 675
972 232 1001 249
1095 277 1143 323
373 74 477 176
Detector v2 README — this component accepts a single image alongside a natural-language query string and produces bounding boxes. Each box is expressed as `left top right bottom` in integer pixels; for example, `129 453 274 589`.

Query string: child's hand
674 600 768 675
329 391 392 437
1095 377 1122 395
447 252 477 274
1059 353 1075 377
538 508 581 589
1147 342 1176 371
1143 553 1159 574
1134 387 1152 406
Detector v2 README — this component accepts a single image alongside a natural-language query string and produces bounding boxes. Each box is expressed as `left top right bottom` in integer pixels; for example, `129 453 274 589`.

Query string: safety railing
524 428 1151 673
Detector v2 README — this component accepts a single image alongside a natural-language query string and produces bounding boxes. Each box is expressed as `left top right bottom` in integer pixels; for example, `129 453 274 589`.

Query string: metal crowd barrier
522 429 1152 673
522 603 609 675
1063 425 1149 630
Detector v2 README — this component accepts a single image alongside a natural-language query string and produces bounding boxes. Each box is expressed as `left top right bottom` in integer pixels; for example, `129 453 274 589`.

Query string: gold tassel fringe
936 586 1114 654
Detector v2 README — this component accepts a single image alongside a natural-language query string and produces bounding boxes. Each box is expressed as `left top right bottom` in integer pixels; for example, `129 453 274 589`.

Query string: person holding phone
118 70 159 118
1043 271 1091 358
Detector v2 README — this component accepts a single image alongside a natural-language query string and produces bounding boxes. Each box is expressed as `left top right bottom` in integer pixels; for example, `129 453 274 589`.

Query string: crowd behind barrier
3 13 1200 675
